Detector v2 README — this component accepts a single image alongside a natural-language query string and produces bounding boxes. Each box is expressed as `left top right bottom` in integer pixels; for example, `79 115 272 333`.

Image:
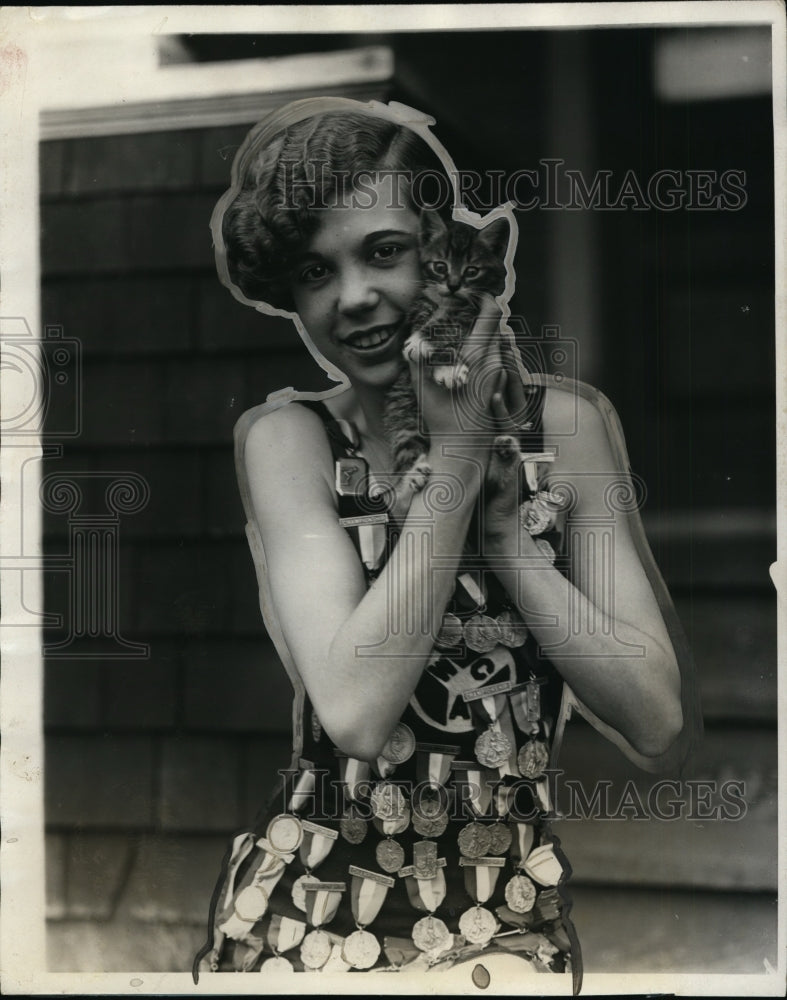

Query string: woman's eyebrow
363 229 415 244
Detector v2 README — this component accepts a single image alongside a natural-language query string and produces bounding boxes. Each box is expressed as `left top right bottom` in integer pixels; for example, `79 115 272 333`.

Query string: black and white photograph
1 4 784 995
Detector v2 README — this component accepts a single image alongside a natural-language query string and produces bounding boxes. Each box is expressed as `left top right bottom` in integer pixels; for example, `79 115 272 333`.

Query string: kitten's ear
477 217 510 258
419 209 448 242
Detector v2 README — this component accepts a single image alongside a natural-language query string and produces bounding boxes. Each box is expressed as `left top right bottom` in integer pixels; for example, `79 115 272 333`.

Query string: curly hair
219 107 452 312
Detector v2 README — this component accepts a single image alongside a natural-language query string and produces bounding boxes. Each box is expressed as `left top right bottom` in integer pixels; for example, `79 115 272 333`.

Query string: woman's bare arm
484 384 684 759
244 402 481 762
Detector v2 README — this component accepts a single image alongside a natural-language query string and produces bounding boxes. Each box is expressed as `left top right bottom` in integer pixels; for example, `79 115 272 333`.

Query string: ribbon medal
300 881 346 970
464 680 515 771
342 865 394 969
458 856 504 944
261 914 306 972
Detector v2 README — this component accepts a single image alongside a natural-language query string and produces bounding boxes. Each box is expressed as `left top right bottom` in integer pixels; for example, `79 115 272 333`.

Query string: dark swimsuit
195 386 582 992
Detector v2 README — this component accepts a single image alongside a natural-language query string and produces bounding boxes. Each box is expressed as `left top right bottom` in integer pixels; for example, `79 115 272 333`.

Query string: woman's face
290 177 422 390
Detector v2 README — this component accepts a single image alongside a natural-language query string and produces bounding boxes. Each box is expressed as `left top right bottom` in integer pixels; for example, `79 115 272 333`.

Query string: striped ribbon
266 914 306 955
349 865 395 927
459 857 505 903
298 820 338 871
304 882 346 928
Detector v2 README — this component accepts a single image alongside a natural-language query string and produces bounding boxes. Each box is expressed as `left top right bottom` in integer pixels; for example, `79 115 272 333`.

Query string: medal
464 681 517 775
376 838 405 873
464 613 502 653
411 914 451 953
412 810 449 838
475 729 513 768
287 760 319 814
521 452 556 494
345 865 394 968
454 571 486 614
334 752 372 803
342 929 380 970
495 607 528 648
339 806 367 845
487 821 513 855
517 738 549 779
510 822 537 870
300 929 333 970
457 821 492 859
380 722 416 765
335 456 368 497
234 884 269 923
523 843 564 887
266 913 306 962
298 820 338 872
291 874 320 912
504 874 537 913
415 743 460 788
451 760 495 819
412 840 438 880
371 807 410 838
369 781 407 821
266 814 303 855
260 956 293 972
303 880 346 929
458 905 498 945
510 675 547 733
435 611 463 650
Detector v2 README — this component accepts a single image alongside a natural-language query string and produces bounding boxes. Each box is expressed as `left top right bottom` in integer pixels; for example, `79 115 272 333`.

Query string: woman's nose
336 267 380 315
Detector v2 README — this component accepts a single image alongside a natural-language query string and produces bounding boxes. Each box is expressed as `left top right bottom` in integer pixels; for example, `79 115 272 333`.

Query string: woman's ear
477 217 510 258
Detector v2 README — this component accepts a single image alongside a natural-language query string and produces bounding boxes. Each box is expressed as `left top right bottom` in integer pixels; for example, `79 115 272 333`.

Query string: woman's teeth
349 326 395 349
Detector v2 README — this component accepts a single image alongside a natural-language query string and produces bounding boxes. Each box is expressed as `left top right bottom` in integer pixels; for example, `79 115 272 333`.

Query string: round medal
495 607 528 648
291 873 320 912
504 874 537 913
463 613 502 653
342 928 381 970
519 497 553 536
375 838 405 873
457 821 492 859
260 955 294 973
411 914 451 952
380 723 416 765
300 929 332 970
266 813 303 853
474 728 513 768
458 905 498 945
412 810 449 838
435 611 464 649
535 538 556 563
340 809 367 845
234 884 269 923
487 821 513 855
517 739 549 779
370 781 407 821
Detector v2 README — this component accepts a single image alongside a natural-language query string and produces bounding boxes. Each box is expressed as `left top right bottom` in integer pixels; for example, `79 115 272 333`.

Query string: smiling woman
194 97 696 990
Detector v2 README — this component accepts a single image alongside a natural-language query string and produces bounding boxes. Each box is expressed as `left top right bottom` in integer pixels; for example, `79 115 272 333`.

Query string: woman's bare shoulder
541 378 627 470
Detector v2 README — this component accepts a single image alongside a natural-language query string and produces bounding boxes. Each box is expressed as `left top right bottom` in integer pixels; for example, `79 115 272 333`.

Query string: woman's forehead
306 180 420 253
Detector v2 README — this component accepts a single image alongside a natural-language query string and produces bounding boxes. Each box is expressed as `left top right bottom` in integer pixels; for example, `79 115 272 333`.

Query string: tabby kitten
382 210 519 518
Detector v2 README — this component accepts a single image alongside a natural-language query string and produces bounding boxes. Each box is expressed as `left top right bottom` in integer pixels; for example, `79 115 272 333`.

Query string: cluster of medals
218 660 565 972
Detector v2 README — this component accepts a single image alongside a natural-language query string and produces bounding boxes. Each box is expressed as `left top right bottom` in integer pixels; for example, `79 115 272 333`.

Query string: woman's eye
463 265 480 278
298 263 329 283
371 244 402 262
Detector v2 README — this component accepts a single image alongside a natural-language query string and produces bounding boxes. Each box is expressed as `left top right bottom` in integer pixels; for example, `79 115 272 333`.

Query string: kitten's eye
430 261 448 276
463 266 481 279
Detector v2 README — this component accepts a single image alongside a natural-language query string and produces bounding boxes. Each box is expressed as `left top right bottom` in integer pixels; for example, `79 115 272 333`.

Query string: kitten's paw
494 434 519 460
407 455 432 492
403 333 431 363
431 364 469 389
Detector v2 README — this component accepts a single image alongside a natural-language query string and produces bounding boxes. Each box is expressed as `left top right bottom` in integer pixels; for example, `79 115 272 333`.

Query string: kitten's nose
446 279 462 293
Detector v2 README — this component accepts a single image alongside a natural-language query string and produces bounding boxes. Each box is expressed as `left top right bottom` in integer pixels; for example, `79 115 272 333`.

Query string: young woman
194 97 699 991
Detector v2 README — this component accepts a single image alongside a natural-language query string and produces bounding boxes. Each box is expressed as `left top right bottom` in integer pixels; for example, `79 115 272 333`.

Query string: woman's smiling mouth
343 323 401 354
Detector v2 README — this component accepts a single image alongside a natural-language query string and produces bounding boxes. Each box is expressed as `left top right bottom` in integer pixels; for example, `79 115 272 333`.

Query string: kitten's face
419 212 509 301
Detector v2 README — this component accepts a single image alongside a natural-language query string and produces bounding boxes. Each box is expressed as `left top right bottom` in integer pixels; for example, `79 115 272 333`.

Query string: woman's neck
326 382 392 464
